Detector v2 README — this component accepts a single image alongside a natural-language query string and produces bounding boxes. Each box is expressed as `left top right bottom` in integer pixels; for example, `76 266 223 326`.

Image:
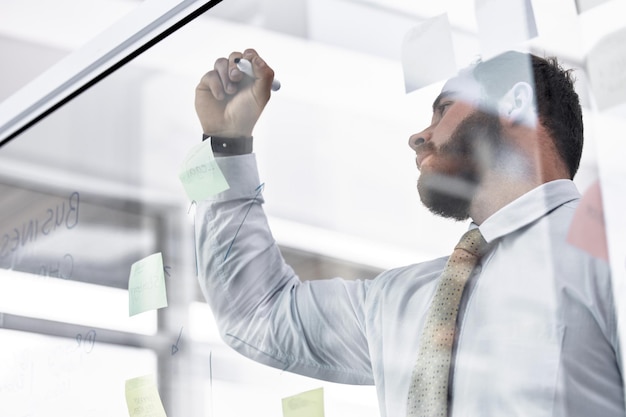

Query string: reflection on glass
1 0 625 416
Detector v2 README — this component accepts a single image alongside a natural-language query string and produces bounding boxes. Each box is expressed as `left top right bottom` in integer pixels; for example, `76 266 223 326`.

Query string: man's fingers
197 70 225 101
214 57 238 95
249 55 275 102
195 49 274 137
242 48 259 60
196 49 270 103
228 51 244 83
195 54 233 102
236 49 274 102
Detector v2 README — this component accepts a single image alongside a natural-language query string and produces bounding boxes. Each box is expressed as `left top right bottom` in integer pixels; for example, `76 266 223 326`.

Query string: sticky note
125 374 167 417
401 14 457 93
475 0 538 58
586 27 626 111
575 0 611 14
567 180 608 261
128 252 168 316
282 387 324 417
179 141 229 202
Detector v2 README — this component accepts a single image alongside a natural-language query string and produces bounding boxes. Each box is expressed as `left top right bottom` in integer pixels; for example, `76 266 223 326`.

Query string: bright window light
0 329 157 417
0 269 156 334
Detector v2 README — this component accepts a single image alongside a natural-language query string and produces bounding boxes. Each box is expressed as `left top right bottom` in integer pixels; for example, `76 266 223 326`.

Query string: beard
417 110 503 221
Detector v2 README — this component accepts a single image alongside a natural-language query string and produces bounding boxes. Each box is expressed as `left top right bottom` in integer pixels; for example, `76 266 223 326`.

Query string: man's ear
498 82 537 127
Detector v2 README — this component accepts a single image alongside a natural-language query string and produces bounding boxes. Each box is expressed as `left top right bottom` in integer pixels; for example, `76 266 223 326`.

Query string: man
193 49 624 416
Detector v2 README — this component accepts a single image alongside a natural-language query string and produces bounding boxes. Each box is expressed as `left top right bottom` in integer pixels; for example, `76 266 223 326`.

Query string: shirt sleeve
195 154 374 385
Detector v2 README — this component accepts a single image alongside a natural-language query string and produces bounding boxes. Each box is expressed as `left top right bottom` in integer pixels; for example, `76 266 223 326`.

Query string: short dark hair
471 51 584 179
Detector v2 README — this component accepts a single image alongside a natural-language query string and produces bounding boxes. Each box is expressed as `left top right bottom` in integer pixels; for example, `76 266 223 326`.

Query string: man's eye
438 102 452 115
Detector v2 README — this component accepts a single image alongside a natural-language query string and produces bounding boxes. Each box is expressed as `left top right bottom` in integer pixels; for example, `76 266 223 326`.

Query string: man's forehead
438 70 483 105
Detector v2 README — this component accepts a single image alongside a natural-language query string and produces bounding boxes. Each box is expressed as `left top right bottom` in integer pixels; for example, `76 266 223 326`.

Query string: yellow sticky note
282 387 325 417
125 374 167 417
179 141 229 202
128 252 168 316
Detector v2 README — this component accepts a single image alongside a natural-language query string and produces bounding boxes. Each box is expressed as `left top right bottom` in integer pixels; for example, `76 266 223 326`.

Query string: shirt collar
471 179 581 243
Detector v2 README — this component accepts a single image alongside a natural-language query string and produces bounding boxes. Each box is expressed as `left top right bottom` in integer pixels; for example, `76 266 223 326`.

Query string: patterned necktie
407 228 488 417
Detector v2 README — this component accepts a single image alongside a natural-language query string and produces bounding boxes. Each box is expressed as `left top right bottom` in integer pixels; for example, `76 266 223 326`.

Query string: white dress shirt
195 152 624 417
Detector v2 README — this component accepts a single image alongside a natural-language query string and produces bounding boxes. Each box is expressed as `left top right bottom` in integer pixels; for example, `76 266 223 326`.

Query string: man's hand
195 48 275 138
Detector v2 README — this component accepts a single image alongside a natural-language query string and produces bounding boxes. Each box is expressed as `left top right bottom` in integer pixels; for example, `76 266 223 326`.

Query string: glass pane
0 0 139 100
2 0 625 416
0 329 156 417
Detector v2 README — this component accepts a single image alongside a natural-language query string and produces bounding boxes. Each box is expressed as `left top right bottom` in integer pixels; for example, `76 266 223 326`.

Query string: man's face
409 73 503 221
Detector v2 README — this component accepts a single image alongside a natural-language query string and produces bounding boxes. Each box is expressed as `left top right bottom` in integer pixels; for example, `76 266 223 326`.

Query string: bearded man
193 49 624 417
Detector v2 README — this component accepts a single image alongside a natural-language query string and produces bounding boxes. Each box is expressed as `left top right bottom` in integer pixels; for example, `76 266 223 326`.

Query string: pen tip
234 58 241 63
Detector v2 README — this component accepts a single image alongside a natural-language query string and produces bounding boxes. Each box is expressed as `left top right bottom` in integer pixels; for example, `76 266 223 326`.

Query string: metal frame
0 0 223 147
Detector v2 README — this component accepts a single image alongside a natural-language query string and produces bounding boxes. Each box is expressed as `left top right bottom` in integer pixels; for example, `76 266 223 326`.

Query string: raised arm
193 50 374 385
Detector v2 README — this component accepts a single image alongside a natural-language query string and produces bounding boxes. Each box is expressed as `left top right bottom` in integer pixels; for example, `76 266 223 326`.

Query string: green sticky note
282 387 325 417
179 141 229 202
128 252 168 316
125 374 167 417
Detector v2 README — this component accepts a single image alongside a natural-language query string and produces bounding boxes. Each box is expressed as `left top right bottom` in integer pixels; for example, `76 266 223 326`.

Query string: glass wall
1 0 625 416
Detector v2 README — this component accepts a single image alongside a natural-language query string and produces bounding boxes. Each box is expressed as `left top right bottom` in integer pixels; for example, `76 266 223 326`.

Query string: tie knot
455 228 488 257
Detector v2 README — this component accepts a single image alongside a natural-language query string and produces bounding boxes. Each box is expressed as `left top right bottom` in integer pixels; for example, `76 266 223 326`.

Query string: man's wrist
202 134 253 156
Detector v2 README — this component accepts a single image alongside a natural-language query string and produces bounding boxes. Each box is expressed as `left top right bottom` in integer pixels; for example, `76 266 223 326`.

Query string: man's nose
408 129 431 151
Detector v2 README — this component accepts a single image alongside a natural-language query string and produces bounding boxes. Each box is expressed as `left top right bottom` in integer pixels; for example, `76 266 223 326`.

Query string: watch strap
202 134 253 155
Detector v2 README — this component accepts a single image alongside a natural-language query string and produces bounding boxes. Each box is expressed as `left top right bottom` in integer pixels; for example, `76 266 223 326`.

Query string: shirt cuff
208 153 262 202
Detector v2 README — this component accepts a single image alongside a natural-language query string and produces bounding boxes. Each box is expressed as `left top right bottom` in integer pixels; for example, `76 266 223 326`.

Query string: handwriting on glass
224 183 265 260
0 192 80 258
39 253 74 279
171 327 183 356
75 329 96 353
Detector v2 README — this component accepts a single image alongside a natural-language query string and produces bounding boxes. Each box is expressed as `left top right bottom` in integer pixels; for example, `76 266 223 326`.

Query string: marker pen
234 58 281 91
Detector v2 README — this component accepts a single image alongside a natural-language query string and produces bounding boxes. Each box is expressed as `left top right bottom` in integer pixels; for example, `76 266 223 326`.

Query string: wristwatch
202 134 253 156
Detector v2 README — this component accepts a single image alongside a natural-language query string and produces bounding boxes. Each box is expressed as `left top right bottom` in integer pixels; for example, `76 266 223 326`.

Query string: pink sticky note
567 180 609 261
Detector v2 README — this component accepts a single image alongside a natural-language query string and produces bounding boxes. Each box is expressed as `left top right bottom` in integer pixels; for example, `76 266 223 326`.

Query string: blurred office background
1 0 624 415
